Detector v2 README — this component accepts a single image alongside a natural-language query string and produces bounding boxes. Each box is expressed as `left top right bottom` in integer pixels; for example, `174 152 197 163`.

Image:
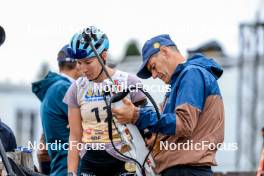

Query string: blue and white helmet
69 26 109 59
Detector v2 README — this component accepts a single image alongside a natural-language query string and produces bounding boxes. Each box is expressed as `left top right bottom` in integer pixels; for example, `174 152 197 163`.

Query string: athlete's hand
112 98 139 124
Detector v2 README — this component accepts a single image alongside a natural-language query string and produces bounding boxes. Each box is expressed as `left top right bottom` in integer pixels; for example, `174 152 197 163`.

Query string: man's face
147 52 171 84
78 57 102 80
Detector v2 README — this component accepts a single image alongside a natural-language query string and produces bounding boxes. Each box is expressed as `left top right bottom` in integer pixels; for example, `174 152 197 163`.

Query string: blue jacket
32 71 71 176
136 54 223 135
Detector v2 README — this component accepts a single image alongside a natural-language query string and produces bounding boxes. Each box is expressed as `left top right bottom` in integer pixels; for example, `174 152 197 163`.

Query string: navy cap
57 44 76 62
137 34 176 79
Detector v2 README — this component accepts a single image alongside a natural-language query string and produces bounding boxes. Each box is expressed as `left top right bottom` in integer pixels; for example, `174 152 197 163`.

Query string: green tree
124 40 140 57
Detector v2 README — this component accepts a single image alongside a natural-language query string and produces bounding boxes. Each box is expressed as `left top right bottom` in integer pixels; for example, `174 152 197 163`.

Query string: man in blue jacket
112 34 225 176
32 45 81 176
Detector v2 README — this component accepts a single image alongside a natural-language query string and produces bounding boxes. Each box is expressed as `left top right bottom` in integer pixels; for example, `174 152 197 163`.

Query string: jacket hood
32 71 68 101
171 53 223 82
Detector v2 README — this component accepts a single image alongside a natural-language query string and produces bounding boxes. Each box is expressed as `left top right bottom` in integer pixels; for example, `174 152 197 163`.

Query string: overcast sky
0 0 262 83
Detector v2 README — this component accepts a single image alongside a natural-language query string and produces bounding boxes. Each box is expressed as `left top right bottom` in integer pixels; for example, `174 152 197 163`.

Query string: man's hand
145 133 155 148
111 98 139 124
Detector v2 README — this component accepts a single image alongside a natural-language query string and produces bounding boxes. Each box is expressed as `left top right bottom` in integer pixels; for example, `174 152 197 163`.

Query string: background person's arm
67 106 82 174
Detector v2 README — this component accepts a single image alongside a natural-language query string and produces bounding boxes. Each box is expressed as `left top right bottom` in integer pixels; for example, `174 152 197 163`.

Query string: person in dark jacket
32 45 81 176
0 118 17 152
112 34 225 176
